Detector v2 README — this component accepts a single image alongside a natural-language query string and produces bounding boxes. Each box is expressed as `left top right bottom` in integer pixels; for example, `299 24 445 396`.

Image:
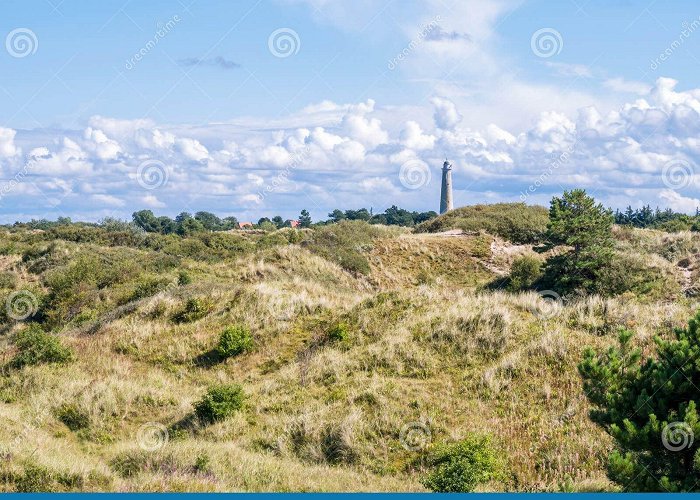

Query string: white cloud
7 77 700 222
659 189 700 213
0 128 19 158
400 121 436 150
431 97 462 130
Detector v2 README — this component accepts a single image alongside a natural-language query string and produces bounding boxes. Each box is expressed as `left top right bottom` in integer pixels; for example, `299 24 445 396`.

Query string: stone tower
440 159 453 214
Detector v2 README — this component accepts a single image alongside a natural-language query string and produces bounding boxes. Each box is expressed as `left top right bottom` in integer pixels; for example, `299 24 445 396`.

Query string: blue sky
2 0 700 222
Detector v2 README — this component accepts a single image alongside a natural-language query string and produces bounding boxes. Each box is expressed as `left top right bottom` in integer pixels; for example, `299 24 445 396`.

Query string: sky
3 0 700 222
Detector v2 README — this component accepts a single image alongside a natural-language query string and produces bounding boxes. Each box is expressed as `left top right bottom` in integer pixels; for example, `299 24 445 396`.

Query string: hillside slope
0 223 697 492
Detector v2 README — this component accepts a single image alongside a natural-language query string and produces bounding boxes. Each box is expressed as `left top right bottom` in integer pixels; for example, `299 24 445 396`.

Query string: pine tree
542 189 614 293
579 313 700 491
299 209 312 228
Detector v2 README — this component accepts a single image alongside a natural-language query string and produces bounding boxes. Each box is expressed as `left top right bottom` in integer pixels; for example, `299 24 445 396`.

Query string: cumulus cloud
431 97 462 130
0 128 19 158
5 77 700 223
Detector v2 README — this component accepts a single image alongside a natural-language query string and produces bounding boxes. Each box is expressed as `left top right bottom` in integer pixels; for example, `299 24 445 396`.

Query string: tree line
614 205 700 231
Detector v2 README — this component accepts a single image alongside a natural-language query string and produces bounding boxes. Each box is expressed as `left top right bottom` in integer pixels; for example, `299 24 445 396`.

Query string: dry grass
0 226 697 492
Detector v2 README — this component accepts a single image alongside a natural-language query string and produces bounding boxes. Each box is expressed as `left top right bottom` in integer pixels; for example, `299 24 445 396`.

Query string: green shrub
126 275 171 302
421 434 505 492
194 384 245 424
508 255 542 291
596 252 680 300
55 403 90 431
327 322 350 342
14 463 83 492
177 270 192 285
172 297 212 323
11 325 73 368
216 325 253 358
193 453 212 474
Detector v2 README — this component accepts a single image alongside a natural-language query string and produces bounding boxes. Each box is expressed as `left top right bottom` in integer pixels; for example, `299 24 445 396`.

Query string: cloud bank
1 77 700 222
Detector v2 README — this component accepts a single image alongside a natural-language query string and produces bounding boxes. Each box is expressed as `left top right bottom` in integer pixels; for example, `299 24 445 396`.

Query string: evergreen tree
542 189 614 293
579 313 700 491
271 215 284 228
299 209 312 228
132 210 160 233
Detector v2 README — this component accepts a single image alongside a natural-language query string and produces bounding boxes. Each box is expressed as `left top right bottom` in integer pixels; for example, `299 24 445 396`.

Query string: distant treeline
614 205 700 231
8 205 439 235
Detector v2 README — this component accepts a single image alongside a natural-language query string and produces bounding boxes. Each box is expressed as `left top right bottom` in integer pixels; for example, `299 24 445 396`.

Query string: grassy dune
0 216 698 492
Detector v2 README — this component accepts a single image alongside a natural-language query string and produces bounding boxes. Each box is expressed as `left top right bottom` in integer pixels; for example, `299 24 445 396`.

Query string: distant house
238 221 253 229
285 219 301 228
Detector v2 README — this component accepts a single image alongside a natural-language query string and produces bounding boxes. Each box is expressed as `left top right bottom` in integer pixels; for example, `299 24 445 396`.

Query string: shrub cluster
217 325 253 358
194 384 245 424
11 325 73 368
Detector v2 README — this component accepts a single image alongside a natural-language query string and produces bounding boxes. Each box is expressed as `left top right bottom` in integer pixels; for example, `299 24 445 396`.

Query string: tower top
443 159 452 170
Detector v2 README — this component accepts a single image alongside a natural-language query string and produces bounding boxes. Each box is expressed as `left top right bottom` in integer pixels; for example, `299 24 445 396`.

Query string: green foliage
177 270 192 285
416 203 548 244
507 256 542 291
596 252 681 300
299 209 312 228
11 325 73 368
172 297 212 323
421 434 505 492
579 313 700 491
14 463 83 492
303 220 389 274
542 190 614 294
193 453 212 474
216 325 253 358
194 384 245 424
327 322 350 342
55 403 90 431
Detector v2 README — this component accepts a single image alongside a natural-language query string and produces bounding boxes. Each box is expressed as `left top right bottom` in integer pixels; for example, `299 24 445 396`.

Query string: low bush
11 325 73 368
55 403 90 431
216 325 253 358
507 256 542 291
194 384 245 424
327 322 350 343
421 434 505 492
172 297 213 323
